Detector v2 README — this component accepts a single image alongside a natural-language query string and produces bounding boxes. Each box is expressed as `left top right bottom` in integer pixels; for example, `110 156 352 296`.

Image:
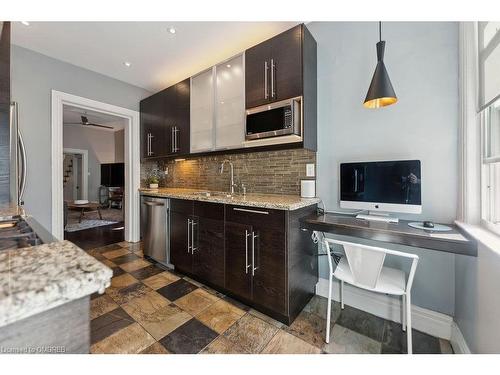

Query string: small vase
149 183 158 189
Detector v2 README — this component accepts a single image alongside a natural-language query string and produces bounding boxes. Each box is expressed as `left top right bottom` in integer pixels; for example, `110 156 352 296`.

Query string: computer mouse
423 221 434 229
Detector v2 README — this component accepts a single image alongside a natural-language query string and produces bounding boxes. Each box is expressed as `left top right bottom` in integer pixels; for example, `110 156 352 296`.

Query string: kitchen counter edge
139 188 321 211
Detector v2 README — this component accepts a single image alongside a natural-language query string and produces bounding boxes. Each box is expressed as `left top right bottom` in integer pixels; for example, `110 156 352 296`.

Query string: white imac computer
339 160 422 223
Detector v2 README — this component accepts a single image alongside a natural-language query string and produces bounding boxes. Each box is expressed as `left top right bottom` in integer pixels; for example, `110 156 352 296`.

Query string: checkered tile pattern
88 241 453 354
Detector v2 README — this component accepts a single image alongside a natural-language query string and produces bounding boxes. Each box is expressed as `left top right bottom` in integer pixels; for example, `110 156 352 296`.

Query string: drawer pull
233 207 269 215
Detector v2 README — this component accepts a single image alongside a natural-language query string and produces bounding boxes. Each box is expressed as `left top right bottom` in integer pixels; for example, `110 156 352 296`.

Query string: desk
301 213 477 257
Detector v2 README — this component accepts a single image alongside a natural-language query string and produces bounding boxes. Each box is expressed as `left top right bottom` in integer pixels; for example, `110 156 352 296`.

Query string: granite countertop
0 240 112 328
139 187 321 210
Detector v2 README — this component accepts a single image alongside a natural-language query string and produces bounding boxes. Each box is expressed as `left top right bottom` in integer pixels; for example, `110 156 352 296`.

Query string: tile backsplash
141 149 316 195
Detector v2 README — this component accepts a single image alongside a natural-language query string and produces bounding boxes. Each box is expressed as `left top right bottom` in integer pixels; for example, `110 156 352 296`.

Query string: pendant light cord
379 21 382 42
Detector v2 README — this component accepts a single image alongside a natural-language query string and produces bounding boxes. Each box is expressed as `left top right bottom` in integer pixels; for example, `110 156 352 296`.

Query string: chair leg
402 294 406 332
326 274 333 344
406 293 412 354
340 280 344 309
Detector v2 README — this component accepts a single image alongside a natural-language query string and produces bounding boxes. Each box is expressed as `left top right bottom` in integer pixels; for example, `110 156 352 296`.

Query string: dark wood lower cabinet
192 202 225 288
225 221 252 301
169 198 318 325
169 210 191 274
251 227 287 315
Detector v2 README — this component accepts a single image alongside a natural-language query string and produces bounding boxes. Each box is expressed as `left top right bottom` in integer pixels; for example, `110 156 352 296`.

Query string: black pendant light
363 22 397 109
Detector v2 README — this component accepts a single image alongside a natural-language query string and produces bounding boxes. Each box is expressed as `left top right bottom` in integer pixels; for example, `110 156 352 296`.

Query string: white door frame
51 90 140 242
63 148 89 200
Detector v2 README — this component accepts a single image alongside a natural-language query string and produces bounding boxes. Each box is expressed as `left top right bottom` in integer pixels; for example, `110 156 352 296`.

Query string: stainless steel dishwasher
141 196 171 267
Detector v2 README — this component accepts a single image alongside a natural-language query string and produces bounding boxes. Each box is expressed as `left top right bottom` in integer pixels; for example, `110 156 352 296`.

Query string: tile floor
88 241 454 354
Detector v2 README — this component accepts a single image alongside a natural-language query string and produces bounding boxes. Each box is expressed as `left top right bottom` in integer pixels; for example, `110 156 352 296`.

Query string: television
340 160 422 216
101 163 124 187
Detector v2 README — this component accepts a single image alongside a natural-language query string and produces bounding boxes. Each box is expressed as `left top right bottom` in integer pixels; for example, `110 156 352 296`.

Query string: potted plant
148 175 159 189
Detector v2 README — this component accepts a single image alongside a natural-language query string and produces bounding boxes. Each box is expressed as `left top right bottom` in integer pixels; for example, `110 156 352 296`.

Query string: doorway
51 90 140 244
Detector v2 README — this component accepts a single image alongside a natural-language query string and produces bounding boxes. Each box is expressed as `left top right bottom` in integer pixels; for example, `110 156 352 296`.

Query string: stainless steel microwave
245 96 301 140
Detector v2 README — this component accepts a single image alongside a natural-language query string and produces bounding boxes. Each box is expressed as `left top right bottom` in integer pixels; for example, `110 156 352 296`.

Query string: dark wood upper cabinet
244 38 272 109
140 23 317 158
244 24 317 151
140 78 190 160
245 25 303 108
173 78 190 155
140 90 169 159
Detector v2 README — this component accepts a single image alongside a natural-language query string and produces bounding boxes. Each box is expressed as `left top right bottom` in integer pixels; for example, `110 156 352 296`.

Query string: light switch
306 163 315 177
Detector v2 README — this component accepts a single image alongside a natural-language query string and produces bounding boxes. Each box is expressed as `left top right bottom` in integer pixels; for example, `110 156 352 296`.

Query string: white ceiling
12 21 299 92
63 104 126 132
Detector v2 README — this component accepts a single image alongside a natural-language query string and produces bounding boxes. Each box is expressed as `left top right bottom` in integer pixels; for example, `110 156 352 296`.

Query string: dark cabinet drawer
171 198 194 214
225 205 285 232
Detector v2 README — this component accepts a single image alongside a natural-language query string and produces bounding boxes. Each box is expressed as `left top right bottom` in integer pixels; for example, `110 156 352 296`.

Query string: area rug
65 219 119 232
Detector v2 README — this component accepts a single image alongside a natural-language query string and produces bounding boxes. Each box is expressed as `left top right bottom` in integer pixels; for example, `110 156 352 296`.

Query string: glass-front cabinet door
190 68 215 153
215 54 245 150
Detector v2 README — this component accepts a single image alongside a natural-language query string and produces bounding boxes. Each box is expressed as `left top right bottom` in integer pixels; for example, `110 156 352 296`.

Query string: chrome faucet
219 160 235 195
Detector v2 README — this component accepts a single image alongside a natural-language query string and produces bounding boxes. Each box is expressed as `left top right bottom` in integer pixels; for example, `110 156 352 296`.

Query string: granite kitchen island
0 240 112 353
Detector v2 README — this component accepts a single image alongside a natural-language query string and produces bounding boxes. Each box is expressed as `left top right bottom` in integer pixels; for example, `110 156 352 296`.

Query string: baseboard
316 278 453 340
450 322 472 354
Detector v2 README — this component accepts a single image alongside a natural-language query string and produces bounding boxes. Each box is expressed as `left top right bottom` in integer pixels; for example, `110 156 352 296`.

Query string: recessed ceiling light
226 64 231 68
21 21 30 26
123 61 131 67
168 27 176 34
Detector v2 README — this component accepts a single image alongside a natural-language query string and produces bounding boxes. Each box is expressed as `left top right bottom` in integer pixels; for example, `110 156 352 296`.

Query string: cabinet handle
271 58 275 99
187 218 191 253
191 220 197 252
233 207 269 215
171 127 175 153
264 61 269 99
245 230 252 274
252 232 259 276
174 126 179 152
149 134 154 156
147 133 151 156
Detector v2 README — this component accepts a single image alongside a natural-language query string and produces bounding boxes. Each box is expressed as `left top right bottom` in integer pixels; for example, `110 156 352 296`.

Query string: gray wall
63 126 122 202
308 22 459 315
455 235 500 353
11 45 151 231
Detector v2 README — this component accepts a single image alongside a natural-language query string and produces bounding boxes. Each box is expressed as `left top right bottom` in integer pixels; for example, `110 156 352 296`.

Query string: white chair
322 235 419 354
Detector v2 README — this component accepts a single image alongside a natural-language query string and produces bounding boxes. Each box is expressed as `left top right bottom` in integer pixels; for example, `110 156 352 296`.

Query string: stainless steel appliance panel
142 196 170 266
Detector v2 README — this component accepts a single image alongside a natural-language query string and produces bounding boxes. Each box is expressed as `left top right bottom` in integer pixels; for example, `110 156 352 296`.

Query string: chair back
343 243 386 289
320 233 419 293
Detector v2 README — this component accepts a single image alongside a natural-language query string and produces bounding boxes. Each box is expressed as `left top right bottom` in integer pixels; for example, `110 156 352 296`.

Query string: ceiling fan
65 115 114 130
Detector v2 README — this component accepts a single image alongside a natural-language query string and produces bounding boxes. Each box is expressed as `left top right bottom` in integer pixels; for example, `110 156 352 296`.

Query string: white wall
63 126 122 201
114 129 125 163
11 45 151 231
307 22 459 315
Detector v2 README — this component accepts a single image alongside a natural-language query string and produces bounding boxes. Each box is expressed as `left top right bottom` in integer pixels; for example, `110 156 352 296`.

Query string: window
481 99 500 234
479 22 500 234
478 22 500 109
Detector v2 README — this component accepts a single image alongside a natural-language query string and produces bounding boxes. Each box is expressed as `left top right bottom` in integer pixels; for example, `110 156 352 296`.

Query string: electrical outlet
306 163 315 177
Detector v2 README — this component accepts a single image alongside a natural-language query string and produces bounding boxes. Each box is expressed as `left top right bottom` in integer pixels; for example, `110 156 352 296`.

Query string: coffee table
66 201 102 223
